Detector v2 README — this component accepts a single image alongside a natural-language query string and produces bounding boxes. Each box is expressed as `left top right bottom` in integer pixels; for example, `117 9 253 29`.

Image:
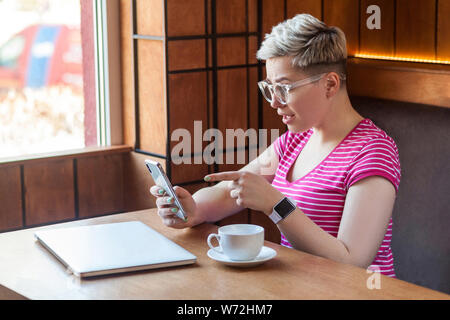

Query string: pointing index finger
204 171 242 182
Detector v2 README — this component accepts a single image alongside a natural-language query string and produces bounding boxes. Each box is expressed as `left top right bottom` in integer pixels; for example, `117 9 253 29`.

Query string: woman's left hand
204 171 285 215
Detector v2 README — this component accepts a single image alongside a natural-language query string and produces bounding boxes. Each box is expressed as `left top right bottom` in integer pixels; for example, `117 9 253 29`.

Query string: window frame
0 0 123 164
94 0 123 147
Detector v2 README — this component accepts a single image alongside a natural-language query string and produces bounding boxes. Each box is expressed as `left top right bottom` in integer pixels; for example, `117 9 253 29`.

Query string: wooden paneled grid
131 0 262 189
129 0 449 187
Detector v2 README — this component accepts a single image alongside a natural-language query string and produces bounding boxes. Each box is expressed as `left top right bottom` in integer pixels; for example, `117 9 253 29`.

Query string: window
0 0 96 158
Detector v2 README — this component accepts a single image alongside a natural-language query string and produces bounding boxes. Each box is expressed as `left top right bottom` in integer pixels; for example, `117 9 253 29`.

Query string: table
0 209 448 300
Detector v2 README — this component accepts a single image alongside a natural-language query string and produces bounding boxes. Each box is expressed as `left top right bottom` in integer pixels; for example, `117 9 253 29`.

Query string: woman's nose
270 96 284 109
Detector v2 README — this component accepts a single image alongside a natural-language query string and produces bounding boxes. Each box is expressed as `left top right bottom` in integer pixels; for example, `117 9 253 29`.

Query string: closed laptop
34 221 197 278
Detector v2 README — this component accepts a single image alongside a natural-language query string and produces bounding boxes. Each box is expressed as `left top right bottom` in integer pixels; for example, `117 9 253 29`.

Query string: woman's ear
324 73 340 98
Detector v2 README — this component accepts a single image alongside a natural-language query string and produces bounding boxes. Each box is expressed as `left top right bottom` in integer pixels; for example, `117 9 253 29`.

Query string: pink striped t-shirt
272 118 401 277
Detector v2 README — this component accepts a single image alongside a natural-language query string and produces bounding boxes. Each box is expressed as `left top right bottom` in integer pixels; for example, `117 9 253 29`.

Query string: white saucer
207 246 277 267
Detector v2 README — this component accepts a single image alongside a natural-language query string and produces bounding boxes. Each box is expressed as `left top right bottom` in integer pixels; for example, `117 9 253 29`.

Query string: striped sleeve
273 130 290 161
344 137 401 193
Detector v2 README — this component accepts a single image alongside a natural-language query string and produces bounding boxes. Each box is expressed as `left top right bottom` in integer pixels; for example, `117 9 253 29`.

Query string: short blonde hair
256 14 347 76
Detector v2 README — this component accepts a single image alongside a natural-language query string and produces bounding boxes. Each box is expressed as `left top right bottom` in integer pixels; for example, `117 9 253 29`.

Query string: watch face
274 198 295 218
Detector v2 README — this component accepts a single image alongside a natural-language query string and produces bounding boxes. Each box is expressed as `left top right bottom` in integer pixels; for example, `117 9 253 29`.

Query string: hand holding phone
145 160 188 222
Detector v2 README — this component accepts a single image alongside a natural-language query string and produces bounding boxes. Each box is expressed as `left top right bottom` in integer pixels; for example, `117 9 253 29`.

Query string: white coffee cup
207 224 264 261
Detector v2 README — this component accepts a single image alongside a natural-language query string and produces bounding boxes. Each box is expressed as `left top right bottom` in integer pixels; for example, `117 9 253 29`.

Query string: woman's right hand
149 185 199 229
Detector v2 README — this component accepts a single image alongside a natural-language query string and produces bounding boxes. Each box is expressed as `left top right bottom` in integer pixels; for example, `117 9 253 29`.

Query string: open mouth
282 114 295 124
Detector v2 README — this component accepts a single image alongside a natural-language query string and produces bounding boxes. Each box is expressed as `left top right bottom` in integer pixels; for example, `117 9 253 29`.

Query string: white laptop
34 221 197 278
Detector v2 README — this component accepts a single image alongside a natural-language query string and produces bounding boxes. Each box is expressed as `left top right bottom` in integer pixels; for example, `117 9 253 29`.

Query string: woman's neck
311 92 364 145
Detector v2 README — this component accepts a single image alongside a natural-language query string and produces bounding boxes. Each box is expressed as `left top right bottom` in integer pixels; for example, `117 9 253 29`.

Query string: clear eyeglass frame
257 73 346 105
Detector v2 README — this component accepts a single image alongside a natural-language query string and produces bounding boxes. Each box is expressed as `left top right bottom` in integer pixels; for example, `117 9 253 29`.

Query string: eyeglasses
258 73 345 105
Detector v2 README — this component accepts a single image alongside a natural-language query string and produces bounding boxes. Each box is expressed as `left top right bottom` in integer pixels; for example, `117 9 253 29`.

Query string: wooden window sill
0 145 133 168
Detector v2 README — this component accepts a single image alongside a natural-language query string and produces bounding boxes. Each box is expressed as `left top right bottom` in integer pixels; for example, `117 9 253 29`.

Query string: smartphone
145 159 188 222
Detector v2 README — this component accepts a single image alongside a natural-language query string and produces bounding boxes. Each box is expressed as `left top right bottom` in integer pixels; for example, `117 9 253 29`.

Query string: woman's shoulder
349 118 399 151
344 118 402 192
345 119 401 172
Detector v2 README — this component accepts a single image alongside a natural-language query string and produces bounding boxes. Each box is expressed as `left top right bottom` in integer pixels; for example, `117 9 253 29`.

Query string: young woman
150 14 401 277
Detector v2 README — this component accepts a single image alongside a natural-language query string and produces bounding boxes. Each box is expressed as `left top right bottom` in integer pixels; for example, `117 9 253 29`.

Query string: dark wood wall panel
437 0 450 60
168 40 206 71
217 37 247 66
24 160 75 226
262 0 285 35
170 157 210 185
168 72 209 157
396 0 436 59
323 0 360 56
248 0 258 32
248 36 258 64
207 40 213 67
248 66 259 135
167 0 205 36
216 0 247 33
137 40 167 155
208 70 214 130
286 0 322 20
0 166 23 231
206 0 212 34
217 68 248 144
360 0 395 56
217 150 248 173
77 154 124 218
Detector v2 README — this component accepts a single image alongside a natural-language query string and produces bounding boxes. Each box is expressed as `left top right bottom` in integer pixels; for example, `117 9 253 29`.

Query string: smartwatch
269 197 297 224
